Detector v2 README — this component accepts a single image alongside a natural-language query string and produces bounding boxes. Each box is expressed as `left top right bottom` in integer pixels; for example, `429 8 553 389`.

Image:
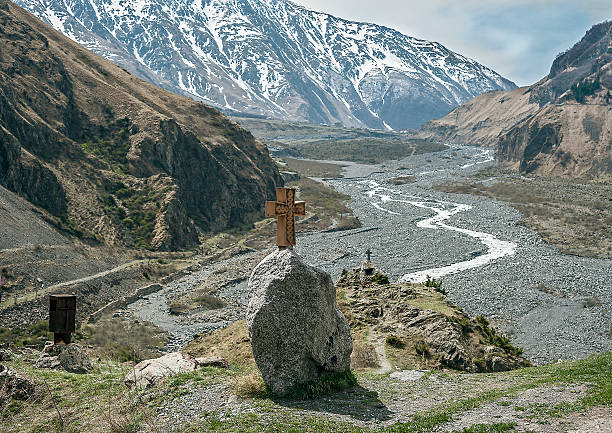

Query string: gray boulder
124 352 228 389
247 248 353 396
125 352 199 389
35 343 93 373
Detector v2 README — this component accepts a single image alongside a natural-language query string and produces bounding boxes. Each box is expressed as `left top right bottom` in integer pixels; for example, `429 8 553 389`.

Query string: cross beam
265 187 306 247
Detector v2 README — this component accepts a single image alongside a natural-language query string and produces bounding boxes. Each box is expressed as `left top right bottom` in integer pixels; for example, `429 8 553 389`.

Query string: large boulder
35 343 93 373
247 248 353 396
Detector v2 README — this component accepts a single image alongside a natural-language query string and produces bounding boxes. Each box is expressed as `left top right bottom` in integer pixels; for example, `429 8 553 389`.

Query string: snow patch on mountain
17 0 516 129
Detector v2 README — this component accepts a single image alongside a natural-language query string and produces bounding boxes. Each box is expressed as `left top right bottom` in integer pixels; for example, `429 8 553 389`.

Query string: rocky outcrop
124 352 228 389
0 0 282 251
35 343 93 373
417 87 540 146
0 365 37 407
337 269 530 373
418 21 612 178
247 249 353 396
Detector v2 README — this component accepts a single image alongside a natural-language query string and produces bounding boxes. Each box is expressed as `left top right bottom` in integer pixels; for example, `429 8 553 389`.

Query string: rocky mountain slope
14 0 516 130
420 21 612 177
0 0 282 251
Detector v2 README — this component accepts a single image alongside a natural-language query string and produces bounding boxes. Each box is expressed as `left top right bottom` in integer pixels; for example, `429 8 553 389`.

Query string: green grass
272 138 444 164
0 320 51 348
186 411 367 433
1 357 147 433
452 423 517 433
3 346 610 433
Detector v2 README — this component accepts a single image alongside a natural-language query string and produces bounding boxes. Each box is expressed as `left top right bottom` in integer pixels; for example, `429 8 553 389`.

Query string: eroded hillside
419 21 612 177
0 0 282 251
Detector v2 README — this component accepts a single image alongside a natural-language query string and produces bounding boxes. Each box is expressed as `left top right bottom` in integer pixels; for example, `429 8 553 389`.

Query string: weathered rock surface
0 365 37 406
124 352 228 389
247 248 353 396
35 343 93 373
0 349 13 362
337 268 530 373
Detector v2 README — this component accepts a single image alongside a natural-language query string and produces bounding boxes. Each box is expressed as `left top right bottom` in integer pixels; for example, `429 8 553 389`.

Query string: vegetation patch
102 180 167 250
272 138 444 164
186 320 255 367
388 176 416 185
284 369 358 400
0 321 51 349
372 272 389 284
81 117 133 173
475 315 523 357
571 76 600 103
282 158 345 178
452 423 517 433
289 177 361 232
79 317 166 362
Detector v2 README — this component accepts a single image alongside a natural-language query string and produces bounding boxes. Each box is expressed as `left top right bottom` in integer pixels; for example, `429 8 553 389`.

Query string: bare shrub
233 372 267 398
350 342 379 369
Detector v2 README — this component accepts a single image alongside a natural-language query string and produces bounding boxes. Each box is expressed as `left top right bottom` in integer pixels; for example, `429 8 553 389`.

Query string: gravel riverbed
295 145 612 365
128 145 611 365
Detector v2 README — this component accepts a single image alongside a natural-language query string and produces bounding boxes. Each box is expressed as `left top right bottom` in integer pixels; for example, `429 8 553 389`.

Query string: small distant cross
366 248 372 262
265 187 306 247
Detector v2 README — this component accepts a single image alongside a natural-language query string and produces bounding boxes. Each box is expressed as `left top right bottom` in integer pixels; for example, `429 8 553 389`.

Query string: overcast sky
294 0 612 86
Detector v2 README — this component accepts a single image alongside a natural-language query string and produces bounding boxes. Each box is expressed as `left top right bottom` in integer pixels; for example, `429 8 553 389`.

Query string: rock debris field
129 145 611 365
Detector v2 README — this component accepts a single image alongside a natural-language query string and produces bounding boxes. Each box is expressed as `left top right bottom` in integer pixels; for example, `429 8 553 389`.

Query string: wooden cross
265 187 306 247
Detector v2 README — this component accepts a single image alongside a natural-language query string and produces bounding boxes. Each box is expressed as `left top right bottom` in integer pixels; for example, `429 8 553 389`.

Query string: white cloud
294 0 612 86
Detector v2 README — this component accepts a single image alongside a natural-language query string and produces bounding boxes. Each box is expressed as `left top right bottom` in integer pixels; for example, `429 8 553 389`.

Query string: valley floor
292 146 611 365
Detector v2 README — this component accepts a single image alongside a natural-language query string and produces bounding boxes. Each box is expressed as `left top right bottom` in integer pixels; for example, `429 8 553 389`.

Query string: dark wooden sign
49 294 76 344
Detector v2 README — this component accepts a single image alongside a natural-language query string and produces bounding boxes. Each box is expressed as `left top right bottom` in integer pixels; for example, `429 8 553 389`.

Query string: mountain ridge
0 0 282 251
15 0 516 130
419 21 612 177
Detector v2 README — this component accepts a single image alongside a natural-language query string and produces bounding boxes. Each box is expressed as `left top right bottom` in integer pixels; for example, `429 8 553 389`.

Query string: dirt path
368 331 392 374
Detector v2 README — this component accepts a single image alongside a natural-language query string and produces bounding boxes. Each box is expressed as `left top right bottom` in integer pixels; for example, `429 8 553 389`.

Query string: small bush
373 272 389 284
169 302 189 315
84 318 165 362
425 275 447 295
193 294 226 310
386 334 405 348
415 340 428 357
351 343 380 369
475 315 523 356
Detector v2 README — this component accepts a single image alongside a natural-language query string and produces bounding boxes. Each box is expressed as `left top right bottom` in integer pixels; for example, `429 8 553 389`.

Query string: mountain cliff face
420 21 612 177
14 0 516 130
0 0 282 251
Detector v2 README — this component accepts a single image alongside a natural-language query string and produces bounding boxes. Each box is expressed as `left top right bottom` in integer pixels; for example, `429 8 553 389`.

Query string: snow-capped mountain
16 0 516 130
